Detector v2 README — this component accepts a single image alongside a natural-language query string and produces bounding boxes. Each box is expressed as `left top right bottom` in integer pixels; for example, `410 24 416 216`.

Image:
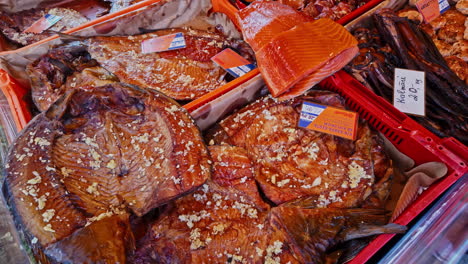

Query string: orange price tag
299 102 358 140
211 48 255 77
23 14 62 34
141 32 186 54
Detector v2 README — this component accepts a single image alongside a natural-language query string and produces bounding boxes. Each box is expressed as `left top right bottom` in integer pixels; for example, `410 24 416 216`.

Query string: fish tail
343 223 407 241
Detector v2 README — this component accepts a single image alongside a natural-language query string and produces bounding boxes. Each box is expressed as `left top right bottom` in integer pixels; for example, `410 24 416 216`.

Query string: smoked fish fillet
237 1 358 99
207 91 393 206
255 18 358 97
236 1 312 52
87 28 234 100
130 145 404 263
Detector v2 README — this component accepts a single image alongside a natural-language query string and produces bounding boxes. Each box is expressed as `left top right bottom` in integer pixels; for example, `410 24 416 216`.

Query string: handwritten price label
393 68 425 116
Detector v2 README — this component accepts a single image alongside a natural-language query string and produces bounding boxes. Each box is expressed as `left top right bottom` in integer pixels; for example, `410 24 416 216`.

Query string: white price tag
393 68 425 116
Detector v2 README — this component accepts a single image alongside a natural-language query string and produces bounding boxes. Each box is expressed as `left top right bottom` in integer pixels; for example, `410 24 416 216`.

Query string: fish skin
44 214 135 263
276 46 359 100
4 83 211 262
212 91 392 207
27 42 100 112
0 8 89 46
28 28 255 109
130 145 403 263
254 19 358 97
4 113 87 247
271 207 406 263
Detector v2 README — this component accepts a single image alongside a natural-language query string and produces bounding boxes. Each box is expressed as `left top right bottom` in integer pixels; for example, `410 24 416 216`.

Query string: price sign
141 32 186 54
23 14 62 34
393 68 426 116
211 48 256 78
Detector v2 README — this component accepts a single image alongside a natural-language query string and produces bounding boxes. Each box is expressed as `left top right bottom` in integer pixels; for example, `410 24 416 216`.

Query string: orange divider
183 68 259 112
211 0 241 29
0 70 32 130
0 0 165 56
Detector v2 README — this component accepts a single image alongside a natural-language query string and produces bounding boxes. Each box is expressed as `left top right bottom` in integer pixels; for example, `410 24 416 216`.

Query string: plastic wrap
379 173 468 264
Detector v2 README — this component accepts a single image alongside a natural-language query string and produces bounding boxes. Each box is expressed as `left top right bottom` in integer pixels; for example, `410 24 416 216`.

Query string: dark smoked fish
130 145 404 263
4 83 210 262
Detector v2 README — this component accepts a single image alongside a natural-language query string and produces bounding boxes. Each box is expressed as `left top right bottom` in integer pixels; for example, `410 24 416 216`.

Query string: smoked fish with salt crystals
3 83 210 262
87 28 254 100
207 91 392 207
27 28 255 111
130 145 405 263
237 1 358 99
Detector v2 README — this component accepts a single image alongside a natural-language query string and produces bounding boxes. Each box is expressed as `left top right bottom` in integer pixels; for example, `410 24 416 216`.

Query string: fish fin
343 223 406 241
46 31 88 41
272 207 404 263
45 89 76 120
279 195 321 208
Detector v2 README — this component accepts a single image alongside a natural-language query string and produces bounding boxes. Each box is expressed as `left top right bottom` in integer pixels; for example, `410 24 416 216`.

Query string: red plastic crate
319 70 468 264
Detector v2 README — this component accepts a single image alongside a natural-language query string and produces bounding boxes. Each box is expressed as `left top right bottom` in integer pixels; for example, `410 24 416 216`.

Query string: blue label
44 14 62 26
168 32 186 50
298 102 326 128
438 0 449 13
226 63 256 78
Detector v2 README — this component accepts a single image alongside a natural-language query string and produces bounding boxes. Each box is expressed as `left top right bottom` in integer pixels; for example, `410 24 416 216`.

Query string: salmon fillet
236 1 313 52
237 1 358 99
254 19 358 97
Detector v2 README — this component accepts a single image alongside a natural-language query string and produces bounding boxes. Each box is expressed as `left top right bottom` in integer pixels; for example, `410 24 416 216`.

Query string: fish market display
207 91 393 207
130 145 404 263
27 28 255 110
347 9 468 144
237 1 358 99
279 0 366 21
3 83 210 262
397 7 467 83
0 7 89 46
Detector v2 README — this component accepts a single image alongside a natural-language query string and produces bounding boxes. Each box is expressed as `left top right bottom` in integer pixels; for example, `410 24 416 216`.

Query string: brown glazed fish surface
3 83 210 262
87 28 250 100
207 91 392 207
130 145 403 263
27 28 254 111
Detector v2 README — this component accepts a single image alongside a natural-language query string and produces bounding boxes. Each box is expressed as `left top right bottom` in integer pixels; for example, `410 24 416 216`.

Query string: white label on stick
393 68 425 116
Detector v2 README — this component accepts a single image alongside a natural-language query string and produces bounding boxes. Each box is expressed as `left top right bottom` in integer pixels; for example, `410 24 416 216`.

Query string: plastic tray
210 0 385 27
